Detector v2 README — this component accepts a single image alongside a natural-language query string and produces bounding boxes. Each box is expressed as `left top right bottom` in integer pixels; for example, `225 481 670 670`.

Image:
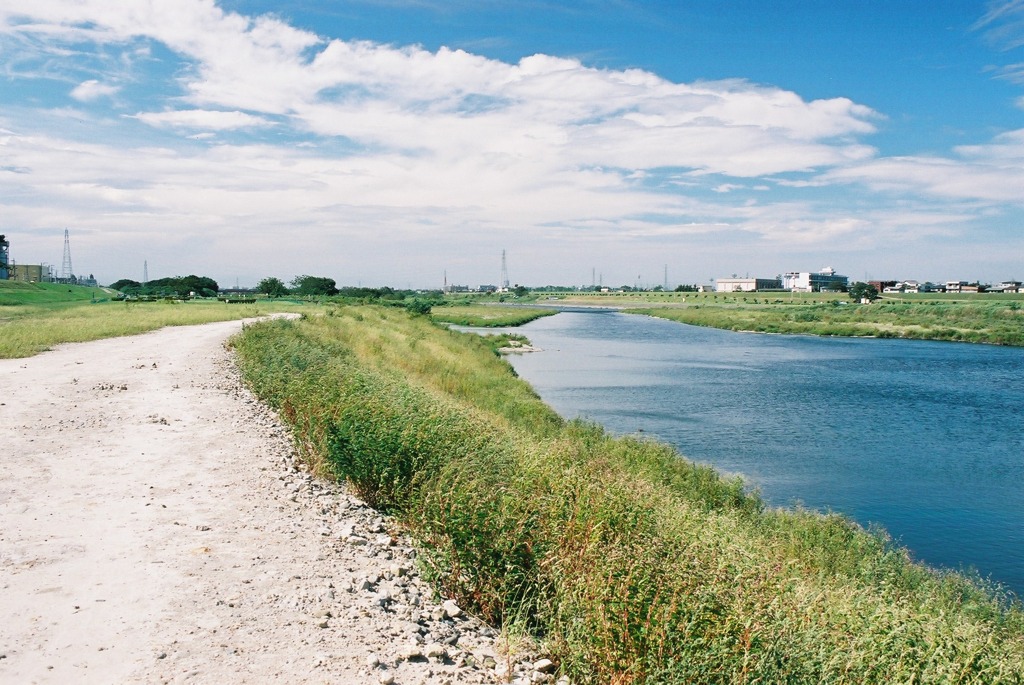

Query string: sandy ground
0 319 546 685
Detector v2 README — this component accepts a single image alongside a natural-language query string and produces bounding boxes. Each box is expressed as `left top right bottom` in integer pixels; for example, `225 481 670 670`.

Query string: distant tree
175 274 219 297
110 279 141 292
674 284 698 292
290 275 338 297
257 276 289 297
513 285 529 297
849 282 879 302
404 298 433 316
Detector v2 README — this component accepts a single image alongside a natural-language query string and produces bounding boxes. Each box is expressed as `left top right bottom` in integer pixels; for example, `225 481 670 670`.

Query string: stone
424 643 446 659
533 658 556 673
442 599 462 619
399 645 423 661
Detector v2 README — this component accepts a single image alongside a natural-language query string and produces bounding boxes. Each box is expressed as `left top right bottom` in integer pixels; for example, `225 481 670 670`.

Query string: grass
231 306 1024 683
633 298 1024 346
0 280 115 306
430 304 558 327
0 281 304 358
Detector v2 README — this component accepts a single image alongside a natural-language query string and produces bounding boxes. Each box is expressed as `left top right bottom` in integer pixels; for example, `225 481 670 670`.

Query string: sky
1 1 1023 289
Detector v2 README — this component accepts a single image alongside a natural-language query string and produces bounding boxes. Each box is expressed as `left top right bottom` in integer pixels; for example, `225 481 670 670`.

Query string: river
481 309 1024 596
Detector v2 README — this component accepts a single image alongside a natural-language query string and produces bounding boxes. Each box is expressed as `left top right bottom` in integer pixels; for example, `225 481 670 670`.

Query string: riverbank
635 299 1024 346
232 306 1024 683
438 294 1024 347
0 318 545 684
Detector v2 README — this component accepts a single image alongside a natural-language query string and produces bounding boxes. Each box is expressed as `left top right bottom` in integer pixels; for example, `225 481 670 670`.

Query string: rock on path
0 319 555 684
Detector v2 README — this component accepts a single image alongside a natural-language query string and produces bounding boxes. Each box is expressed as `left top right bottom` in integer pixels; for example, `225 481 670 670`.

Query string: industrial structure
0 234 8 280
0 230 96 285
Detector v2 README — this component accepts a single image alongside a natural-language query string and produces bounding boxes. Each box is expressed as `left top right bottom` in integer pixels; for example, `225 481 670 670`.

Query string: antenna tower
664 264 668 291
61 229 73 280
143 260 148 286
500 250 510 290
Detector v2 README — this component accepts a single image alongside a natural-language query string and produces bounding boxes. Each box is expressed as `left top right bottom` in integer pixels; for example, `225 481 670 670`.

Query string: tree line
109 275 219 298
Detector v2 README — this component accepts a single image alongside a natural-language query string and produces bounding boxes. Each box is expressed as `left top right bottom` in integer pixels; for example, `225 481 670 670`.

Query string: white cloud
1 1 1021 285
1 1 882 179
132 109 274 131
973 0 1024 50
819 129 1024 204
70 79 120 101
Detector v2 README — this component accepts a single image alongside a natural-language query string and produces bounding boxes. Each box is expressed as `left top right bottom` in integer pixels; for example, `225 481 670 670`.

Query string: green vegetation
0 281 303 358
431 304 558 327
635 297 1024 346
290 274 339 296
849 281 881 302
256 276 289 298
109 274 220 298
232 306 1024 683
0 280 112 306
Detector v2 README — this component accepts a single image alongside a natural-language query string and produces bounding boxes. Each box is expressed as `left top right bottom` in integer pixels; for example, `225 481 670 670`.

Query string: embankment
232 306 1024 683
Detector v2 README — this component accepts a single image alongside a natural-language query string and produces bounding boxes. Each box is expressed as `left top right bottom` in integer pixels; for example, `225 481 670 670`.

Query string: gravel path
0 319 553 684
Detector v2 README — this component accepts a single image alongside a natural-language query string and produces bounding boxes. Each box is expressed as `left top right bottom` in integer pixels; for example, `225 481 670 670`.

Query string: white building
783 267 848 292
715 277 782 292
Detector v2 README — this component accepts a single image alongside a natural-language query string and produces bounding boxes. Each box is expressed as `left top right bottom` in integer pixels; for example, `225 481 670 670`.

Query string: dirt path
0 320 546 684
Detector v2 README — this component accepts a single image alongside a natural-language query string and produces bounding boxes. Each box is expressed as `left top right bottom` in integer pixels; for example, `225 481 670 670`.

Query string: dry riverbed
0 319 556 684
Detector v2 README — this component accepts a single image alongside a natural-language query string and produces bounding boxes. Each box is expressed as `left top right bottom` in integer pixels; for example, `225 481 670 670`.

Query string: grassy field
0 280 304 358
0 280 116 306
430 304 557 327
528 289 1024 346
232 306 1024 684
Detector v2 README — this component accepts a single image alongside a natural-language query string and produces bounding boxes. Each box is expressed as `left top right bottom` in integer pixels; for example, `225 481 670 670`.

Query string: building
869 280 897 294
10 263 53 283
715 277 782 292
883 280 938 294
990 280 1022 293
783 267 848 292
945 281 985 293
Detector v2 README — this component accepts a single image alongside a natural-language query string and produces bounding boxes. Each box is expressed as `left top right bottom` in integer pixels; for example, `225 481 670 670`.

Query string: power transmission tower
500 250 510 290
143 260 148 286
61 229 73 280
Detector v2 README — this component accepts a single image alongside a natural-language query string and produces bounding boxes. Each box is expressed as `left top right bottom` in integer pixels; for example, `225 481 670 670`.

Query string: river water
484 309 1024 596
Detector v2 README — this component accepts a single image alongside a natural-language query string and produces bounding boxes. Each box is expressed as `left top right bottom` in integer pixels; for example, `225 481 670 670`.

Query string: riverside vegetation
536 289 1024 347
430 305 557 328
231 305 1024 684
636 298 1024 346
0 281 307 359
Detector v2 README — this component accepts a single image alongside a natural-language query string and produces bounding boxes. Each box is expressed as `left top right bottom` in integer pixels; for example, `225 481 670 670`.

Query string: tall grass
0 298 304 358
232 307 1024 683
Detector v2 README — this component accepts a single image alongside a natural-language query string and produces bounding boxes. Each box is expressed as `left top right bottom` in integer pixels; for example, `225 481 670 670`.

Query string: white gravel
0 319 554 684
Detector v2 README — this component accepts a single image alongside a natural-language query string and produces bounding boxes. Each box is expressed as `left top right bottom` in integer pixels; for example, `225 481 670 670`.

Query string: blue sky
1 1 1023 288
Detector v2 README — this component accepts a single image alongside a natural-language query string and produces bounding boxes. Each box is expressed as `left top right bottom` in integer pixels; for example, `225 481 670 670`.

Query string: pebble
138 343 555 683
